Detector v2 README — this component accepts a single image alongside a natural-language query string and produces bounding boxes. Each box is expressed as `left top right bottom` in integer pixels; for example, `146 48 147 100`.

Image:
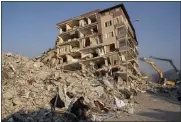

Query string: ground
108 92 181 121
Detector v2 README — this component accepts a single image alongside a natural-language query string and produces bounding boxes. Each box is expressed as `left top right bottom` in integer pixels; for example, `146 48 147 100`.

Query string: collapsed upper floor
56 4 138 47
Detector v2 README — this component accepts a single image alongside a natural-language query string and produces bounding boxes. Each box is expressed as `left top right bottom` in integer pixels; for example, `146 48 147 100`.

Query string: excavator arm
139 57 164 79
140 57 176 86
149 56 179 76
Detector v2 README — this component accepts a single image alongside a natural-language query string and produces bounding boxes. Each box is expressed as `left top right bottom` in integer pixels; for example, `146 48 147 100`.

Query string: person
177 90 181 102
66 92 78 112
50 93 65 111
70 97 90 120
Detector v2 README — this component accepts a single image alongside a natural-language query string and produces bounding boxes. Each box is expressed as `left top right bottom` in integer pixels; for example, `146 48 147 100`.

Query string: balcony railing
116 33 126 39
114 22 124 28
59 21 98 35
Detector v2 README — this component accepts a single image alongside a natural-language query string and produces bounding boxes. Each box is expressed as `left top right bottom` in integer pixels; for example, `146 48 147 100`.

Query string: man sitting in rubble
70 96 90 120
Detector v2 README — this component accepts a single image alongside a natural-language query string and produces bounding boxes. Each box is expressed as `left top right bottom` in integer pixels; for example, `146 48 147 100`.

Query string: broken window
70 31 79 39
62 56 67 63
85 38 91 47
104 20 112 27
88 14 97 23
98 48 105 56
61 25 66 32
114 60 117 64
92 50 99 57
107 58 111 65
96 64 102 69
91 27 98 33
73 52 81 59
94 59 105 69
117 27 126 36
109 43 116 52
71 41 80 48
114 17 122 25
119 40 126 47
105 32 114 38
112 67 119 73
59 32 71 42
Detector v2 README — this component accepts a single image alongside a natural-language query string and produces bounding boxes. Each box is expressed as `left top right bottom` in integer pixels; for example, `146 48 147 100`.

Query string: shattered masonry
38 4 142 84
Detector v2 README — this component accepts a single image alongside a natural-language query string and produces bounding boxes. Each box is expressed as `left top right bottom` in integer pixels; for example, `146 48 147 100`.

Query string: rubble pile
2 52 150 121
2 53 55 118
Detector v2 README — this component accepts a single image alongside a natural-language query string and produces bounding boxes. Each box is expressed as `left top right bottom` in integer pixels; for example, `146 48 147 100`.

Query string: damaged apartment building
39 4 141 82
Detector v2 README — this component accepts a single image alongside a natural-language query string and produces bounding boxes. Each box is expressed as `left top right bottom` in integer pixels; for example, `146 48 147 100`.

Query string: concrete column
80 52 83 58
88 18 91 24
83 39 85 48
81 63 86 73
59 28 63 34
105 59 108 66
79 40 82 49
104 46 107 53
79 31 84 38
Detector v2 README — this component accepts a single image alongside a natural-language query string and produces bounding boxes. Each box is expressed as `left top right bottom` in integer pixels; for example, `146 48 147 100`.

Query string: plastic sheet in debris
114 96 126 109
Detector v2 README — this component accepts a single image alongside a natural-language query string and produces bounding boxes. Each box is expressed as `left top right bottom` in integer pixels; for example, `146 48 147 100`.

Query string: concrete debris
127 107 134 114
2 52 172 121
94 100 110 112
114 96 126 109
102 77 114 90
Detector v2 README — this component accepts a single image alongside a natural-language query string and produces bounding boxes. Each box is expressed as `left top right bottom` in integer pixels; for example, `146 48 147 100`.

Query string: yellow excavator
149 56 180 81
149 56 181 101
139 57 176 86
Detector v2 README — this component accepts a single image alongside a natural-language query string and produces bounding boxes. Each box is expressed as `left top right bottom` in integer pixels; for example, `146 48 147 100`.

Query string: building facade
39 4 141 80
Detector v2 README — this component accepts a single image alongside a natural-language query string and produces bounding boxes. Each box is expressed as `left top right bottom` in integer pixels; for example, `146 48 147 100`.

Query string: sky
2 2 180 76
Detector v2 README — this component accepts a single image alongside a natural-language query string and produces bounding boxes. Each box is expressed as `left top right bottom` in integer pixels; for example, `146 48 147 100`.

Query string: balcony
118 49 136 61
113 10 121 18
116 34 126 39
115 26 126 39
133 47 139 55
58 14 98 35
114 22 124 28
78 23 98 37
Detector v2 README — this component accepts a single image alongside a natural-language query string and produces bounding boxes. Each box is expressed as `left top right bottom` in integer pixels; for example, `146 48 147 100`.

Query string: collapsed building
3 4 165 121
38 4 142 84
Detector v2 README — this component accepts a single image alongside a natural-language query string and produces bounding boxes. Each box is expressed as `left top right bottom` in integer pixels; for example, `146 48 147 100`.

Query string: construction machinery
139 57 175 86
149 56 180 80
